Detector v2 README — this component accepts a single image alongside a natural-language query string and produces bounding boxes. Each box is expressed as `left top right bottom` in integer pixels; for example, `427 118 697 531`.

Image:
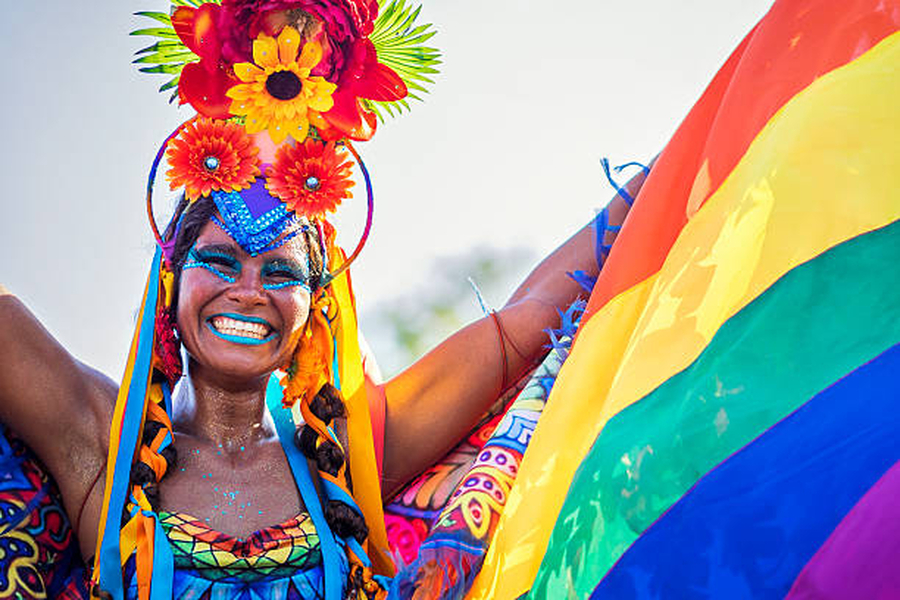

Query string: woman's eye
205 255 240 272
184 249 243 283
263 260 306 281
262 261 310 291
266 269 297 280
193 251 240 273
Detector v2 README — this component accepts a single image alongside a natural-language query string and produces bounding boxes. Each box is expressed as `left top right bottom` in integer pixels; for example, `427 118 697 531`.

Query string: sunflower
227 26 337 144
166 118 261 201
265 138 355 219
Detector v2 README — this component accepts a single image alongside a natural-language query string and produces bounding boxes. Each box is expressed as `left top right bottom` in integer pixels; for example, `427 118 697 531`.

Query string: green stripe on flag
530 219 900 599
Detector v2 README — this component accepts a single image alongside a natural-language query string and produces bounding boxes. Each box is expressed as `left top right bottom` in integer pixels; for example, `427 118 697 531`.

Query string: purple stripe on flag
785 458 900 599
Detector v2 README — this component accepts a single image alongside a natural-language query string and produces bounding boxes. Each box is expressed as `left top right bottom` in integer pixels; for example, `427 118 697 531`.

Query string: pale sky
0 0 774 379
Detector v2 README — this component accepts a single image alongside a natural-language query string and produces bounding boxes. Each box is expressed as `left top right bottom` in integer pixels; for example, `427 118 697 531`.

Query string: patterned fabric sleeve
0 424 90 599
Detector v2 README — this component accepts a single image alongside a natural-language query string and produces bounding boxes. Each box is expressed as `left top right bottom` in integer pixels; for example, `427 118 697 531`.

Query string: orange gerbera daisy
265 139 355 219
226 26 337 144
166 118 261 201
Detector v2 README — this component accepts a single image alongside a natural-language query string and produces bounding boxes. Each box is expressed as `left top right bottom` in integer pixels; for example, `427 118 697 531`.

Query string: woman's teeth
210 316 271 339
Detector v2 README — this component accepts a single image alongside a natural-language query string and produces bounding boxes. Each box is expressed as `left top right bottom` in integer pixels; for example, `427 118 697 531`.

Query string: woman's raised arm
380 164 651 496
0 284 115 550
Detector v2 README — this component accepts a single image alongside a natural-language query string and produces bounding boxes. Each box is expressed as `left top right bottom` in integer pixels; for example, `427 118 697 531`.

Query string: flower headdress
133 0 439 140
93 2 439 599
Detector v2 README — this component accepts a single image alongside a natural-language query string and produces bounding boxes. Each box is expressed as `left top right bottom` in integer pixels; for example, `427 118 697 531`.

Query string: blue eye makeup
183 246 241 283
262 259 311 292
182 245 311 292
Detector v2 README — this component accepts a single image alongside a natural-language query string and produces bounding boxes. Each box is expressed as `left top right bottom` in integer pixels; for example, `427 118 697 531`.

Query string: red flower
166 118 261 201
319 37 406 141
265 139 355 218
154 308 183 386
171 0 408 140
172 4 235 118
219 0 379 63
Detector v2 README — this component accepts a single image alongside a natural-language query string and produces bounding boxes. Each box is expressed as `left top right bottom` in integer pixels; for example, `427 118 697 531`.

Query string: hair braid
293 384 366 537
283 285 384 597
127 369 179 514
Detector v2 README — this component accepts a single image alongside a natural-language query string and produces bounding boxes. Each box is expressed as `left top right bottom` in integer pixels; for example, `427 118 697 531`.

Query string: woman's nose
225 268 266 304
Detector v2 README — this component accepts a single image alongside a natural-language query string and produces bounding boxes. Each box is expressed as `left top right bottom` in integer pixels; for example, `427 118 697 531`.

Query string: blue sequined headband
210 178 301 257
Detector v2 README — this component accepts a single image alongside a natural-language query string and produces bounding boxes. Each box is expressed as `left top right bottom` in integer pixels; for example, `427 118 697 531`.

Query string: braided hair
295 383 369 543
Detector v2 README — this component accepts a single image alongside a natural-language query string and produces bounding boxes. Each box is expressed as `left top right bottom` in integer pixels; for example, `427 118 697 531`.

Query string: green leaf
130 27 180 39
159 76 180 93
370 0 442 121
133 11 172 26
170 0 219 6
139 63 185 75
133 50 196 64
132 9 203 100
135 40 185 55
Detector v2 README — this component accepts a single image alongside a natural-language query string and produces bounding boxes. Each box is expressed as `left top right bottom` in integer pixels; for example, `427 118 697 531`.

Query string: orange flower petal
288 116 310 142
233 63 264 83
266 140 354 218
226 85 256 103
165 119 261 200
228 98 251 117
273 99 298 122
298 41 323 70
253 34 279 70
244 113 269 134
309 112 330 130
277 26 302 64
267 121 290 144
306 80 336 112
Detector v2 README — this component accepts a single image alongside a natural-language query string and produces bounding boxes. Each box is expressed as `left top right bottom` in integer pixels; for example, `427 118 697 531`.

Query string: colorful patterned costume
0 426 346 600
18 1 900 599
124 511 347 599
0 426 88 599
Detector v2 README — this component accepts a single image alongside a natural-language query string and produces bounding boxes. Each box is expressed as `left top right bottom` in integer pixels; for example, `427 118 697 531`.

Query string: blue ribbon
98 249 162 599
266 376 344 600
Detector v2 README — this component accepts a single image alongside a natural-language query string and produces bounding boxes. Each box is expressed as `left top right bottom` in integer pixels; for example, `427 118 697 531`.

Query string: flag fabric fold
466 1 900 597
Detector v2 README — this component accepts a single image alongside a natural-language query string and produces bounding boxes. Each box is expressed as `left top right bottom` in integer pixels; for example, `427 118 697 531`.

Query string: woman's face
176 219 313 386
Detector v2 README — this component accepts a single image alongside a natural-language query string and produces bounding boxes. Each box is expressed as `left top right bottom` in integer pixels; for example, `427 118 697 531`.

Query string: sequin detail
211 189 300 257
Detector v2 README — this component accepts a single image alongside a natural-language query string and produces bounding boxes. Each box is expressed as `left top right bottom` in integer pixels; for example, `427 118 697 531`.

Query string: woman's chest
159 437 305 538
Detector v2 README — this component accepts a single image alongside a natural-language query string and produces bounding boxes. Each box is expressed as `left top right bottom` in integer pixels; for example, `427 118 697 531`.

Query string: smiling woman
174 211 316 375
0 1 639 598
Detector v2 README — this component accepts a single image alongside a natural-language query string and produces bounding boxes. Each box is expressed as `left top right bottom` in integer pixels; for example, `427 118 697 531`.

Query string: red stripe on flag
585 0 900 321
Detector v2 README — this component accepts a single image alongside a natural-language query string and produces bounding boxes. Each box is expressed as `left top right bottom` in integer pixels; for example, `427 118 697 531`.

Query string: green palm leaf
368 0 442 121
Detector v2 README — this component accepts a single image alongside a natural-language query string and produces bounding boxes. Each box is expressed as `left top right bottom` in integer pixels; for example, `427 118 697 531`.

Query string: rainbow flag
466 0 900 597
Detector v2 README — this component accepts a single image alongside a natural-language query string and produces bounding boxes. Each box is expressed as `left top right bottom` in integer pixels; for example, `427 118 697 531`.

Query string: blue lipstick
206 313 277 346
